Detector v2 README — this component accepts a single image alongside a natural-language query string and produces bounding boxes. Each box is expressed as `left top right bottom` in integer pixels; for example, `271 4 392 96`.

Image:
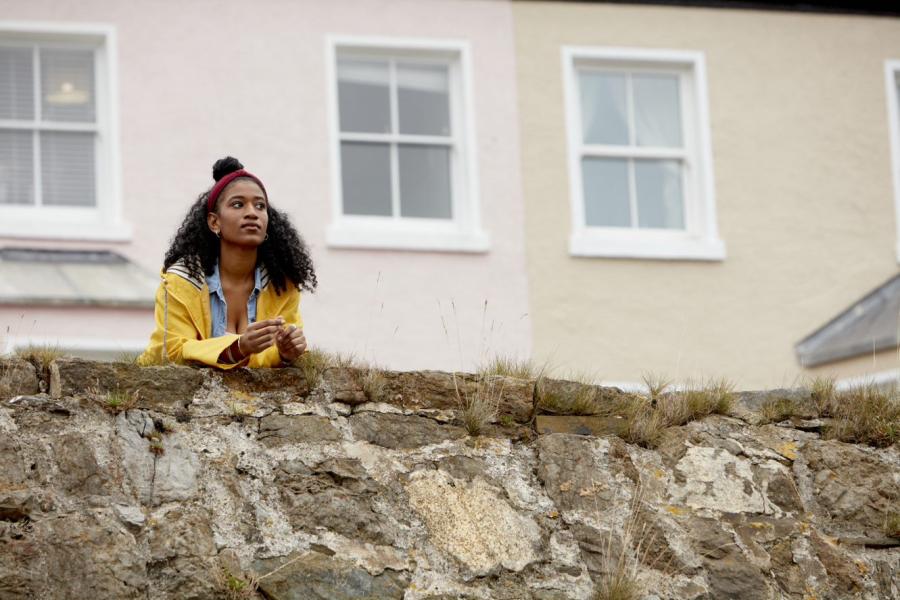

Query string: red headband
206 169 267 212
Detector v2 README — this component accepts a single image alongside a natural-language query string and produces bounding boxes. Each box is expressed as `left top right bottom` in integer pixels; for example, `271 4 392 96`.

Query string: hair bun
212 156 244 182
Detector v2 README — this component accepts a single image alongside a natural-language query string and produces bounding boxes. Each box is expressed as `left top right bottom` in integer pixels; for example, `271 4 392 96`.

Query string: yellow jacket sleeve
250 288 302 368
138 280 247 370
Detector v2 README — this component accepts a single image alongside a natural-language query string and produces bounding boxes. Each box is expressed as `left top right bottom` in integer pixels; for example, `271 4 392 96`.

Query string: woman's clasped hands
237 318 307 363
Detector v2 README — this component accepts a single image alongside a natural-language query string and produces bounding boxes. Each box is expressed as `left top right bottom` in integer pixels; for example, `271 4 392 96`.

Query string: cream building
513 0 900 389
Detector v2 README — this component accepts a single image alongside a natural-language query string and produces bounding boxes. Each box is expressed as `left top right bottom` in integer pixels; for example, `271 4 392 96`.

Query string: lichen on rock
406 469 542 577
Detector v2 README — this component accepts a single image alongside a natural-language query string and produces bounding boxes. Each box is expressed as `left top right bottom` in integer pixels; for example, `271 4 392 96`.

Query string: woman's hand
238 318 284 355
276 324 307 363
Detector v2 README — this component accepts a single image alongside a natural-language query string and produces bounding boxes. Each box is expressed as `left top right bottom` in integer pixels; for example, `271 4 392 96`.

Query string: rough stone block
220 366 309 396
801 439 900 533
406 469 541 577
535 415 627 437
376 370 534 423
349 412 466 449
276 457 399 545
50 357 204 408
321 367 368 404
0 358 40 399
53 432 108 496
259 414 343 446
254 552 410 600
116 410 199 506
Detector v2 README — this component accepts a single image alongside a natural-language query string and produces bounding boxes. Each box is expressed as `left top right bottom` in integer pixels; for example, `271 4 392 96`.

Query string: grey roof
0 248 159 308
795 273 900 367
564 1 900 17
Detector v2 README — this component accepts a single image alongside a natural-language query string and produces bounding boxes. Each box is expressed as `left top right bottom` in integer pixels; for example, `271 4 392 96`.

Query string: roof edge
529 1 900 18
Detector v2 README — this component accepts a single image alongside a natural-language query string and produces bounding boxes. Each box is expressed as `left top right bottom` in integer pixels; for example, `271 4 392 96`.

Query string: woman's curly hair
163 157 317 294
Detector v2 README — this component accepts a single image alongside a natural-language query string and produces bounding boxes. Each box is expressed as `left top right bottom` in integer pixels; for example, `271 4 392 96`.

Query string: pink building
0 1 532 371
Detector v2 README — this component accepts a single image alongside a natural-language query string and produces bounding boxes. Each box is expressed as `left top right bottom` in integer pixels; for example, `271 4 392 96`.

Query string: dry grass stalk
809 376 837 414
0 361 13 394
595 570 640 600
455 374 501 436
620 401 666 449
115 350 141 365
332 351 363 369
884 512 900 538
214 551 308 598
760 397 800 424
641 372 672 404
657 378 734 427
614 378 734 449
295 347 334 388
808 377 900 447
594 480 646 600
538 385 601 416
477 354 536 380
822 385 899 448
360 366 387 403
15 344 64 368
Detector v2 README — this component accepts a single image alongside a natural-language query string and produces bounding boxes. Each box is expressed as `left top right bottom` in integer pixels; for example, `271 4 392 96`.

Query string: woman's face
207 179 269 247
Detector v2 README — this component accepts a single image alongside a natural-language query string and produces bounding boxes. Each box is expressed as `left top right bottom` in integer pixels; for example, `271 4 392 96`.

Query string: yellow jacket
138 259 302 369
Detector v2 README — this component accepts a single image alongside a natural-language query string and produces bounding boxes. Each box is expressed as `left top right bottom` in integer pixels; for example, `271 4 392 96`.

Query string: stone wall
0 358 898 599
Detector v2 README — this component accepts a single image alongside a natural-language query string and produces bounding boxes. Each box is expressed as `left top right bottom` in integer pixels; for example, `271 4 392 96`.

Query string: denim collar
207 262 263 297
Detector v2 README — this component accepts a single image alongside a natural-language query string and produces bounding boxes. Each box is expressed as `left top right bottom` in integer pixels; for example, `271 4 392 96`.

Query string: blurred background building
1 0 898 391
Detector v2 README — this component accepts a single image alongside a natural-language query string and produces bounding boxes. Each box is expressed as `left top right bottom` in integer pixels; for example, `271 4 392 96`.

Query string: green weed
104 389 138 414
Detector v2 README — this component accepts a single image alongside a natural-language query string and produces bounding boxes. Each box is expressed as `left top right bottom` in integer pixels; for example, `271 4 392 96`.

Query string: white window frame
325 35 487 253
0 21 128 241
885 60 900 263
562 46 724 261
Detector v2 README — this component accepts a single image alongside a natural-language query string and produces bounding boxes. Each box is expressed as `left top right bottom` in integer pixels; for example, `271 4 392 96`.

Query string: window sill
0 211 132 242
569 230 725 261
327 222 489 253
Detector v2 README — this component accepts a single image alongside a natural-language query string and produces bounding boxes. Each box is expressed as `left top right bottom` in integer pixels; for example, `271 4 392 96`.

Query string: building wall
807 348 899 386
513 1 900 389
0 0 532 370
0 306 149 357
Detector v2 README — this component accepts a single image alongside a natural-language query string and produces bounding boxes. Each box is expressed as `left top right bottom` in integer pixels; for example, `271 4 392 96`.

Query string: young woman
139 157 317 368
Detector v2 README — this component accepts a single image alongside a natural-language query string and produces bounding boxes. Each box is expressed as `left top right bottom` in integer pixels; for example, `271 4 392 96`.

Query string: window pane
399 144 451 219
41 131 95 206
582 157 630 227
634 74 682 148
579 71 628 145
635 159 684 229
41 48 95 123
397 63 450 136
0 130 34 205
341 142 391 216
0 46 34 120
337 59 390 134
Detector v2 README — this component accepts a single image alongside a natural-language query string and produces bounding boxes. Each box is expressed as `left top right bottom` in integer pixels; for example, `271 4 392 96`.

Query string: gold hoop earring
214 231 221 239
264 234 269 241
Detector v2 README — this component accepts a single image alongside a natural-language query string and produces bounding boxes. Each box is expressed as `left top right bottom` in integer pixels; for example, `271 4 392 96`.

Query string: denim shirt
207 262 263 337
